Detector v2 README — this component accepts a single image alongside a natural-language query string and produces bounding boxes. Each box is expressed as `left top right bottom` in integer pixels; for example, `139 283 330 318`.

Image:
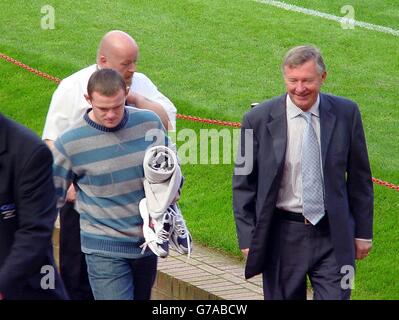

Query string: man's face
101 46 138 88
86 89 126 128
283 59 326 111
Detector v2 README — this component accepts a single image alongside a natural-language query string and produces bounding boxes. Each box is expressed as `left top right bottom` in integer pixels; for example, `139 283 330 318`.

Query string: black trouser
262 210 352 300
59 202 94 300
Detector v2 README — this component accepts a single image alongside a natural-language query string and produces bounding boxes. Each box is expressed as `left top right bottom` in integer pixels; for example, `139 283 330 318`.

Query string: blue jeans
85 253 157 300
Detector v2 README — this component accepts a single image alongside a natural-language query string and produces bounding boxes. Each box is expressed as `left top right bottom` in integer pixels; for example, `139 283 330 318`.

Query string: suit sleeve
232 114 258 249
347 105 373 239
0 145 57 296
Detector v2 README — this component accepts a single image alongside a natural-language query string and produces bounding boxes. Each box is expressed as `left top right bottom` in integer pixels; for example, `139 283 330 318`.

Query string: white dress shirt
276 94 322 213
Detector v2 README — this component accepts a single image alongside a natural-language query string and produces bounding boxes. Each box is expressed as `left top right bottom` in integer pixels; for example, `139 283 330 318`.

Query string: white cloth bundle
143 145 182 218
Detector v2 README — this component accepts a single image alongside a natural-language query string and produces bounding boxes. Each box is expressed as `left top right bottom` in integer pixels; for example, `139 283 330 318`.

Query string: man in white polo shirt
43 30 176 300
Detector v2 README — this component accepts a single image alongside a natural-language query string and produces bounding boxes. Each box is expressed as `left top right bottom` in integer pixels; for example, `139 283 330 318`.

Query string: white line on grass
255 0 399 37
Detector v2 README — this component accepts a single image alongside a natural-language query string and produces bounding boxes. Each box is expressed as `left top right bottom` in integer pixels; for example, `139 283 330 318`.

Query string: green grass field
0 0 398 299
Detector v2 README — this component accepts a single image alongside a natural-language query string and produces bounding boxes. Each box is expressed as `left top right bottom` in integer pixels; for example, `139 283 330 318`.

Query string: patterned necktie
301 112 325 225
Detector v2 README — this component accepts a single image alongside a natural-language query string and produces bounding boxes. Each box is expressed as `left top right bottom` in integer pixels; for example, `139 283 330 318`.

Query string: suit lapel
266 95 287 168
319 94 336 167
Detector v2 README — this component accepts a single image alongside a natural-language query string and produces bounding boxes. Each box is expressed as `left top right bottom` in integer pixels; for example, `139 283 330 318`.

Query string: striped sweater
52 107 168 258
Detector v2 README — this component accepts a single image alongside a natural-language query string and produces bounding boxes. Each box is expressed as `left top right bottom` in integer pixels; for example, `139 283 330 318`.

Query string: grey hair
282 45 326 75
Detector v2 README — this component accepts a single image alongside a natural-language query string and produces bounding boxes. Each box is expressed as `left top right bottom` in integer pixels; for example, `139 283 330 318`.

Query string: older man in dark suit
0 113 67 299
233 45 373 300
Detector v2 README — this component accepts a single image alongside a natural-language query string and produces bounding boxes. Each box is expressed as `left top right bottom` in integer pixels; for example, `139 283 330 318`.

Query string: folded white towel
143 145 182 218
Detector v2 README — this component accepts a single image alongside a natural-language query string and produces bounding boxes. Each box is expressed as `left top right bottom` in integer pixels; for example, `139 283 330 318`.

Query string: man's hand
126 92 173 130
355 239 372 260
66 184 77 203
241 248 249 258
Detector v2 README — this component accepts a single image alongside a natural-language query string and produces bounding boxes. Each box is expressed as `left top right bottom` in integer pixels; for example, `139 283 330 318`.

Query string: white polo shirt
42 64 176 141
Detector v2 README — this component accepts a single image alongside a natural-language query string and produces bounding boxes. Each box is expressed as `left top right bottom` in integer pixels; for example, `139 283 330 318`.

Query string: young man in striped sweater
52 68 169 300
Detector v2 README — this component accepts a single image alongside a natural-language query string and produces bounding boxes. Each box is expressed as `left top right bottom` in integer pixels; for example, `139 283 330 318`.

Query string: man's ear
84 94 92 105
98 55 107 68
321 71 327 84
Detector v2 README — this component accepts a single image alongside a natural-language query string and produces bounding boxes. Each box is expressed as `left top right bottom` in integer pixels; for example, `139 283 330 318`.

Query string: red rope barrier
372 178 399 192
177 114 241 128
0 52 61 84
1 52 398 192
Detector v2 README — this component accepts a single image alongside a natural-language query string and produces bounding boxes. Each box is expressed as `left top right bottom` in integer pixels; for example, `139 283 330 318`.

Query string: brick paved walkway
152 241 264 300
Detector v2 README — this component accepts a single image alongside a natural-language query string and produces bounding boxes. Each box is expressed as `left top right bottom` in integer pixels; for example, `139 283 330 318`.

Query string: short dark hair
87 69 127 97
282 45 326 75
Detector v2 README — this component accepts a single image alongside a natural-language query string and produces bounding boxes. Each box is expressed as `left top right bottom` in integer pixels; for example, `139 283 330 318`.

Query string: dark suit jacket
233 93 373 279
0 113 67 299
